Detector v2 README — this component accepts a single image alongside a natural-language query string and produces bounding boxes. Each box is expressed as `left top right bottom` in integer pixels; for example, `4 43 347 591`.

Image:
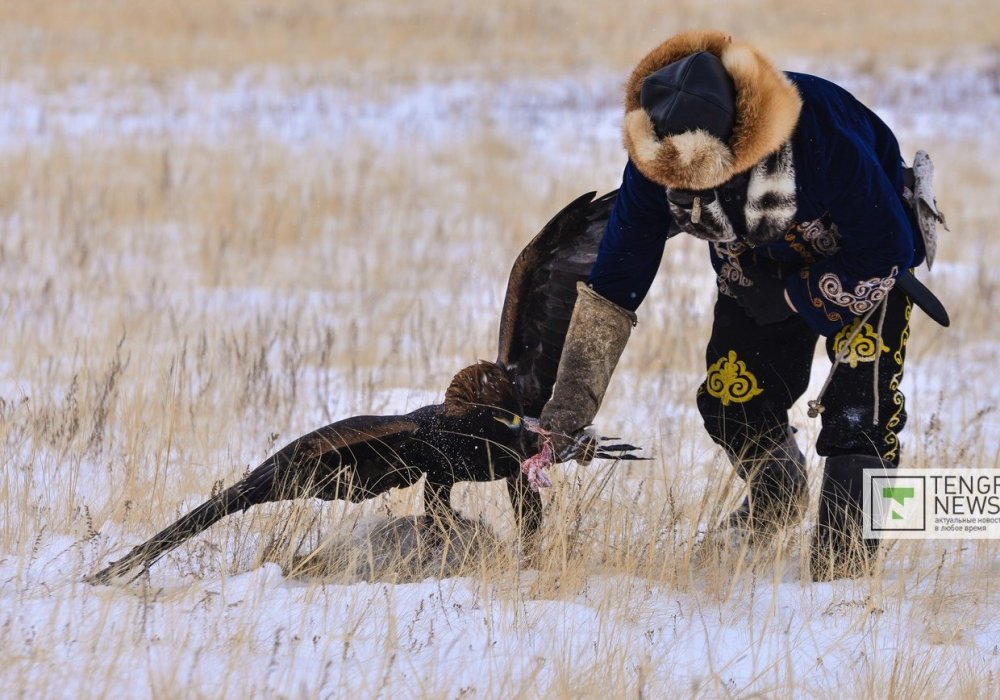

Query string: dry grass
1 1 999 697
1 0 997 82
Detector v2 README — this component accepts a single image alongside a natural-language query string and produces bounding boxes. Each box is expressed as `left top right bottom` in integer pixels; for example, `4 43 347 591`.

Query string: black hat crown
639 51 736 143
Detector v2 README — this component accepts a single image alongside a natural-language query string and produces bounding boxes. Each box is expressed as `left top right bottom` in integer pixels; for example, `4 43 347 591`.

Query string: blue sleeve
588 160 673 312
785 127 915 335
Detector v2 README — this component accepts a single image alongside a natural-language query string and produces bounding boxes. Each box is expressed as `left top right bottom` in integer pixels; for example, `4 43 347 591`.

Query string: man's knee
696 383 788 458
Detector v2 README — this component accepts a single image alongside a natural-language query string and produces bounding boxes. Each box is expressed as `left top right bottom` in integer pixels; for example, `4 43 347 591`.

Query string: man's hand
538 428 598 465
735 263 797 325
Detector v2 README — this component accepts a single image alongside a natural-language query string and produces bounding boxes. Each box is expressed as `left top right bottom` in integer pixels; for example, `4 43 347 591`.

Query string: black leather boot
810 454 893 581
728 430 808 538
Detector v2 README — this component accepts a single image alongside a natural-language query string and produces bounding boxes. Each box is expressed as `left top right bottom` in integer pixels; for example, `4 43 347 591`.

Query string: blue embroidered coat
592 51 922 336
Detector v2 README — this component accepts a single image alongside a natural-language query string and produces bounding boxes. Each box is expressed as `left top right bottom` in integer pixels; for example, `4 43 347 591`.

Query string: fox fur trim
623 30 802 191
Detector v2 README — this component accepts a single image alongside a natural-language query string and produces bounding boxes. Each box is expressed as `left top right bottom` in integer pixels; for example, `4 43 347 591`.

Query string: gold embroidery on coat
818 266 899 315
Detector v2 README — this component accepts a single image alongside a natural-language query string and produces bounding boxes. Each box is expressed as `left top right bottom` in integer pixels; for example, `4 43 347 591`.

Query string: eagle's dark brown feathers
497 191 618 417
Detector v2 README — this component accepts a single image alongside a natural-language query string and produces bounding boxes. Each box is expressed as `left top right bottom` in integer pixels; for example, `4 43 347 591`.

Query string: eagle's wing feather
88 413 427 583
496 190 618 417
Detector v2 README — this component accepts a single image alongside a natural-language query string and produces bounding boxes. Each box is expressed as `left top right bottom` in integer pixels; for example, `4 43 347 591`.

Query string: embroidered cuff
786 265 899 336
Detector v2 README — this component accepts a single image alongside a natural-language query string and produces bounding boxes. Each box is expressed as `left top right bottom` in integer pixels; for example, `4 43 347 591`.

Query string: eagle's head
443 361 524 431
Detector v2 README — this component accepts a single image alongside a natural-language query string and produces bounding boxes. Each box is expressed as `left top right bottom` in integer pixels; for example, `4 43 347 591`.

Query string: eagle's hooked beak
492 414 523 430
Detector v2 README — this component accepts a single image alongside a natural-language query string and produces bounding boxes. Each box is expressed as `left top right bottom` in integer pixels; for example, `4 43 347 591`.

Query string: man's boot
728 429 808 538
810 454 892 581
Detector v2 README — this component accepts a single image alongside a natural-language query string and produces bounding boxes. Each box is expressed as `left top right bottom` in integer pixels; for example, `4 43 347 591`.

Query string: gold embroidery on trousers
706 350 764 406
832 320 890 369
883 300 912 462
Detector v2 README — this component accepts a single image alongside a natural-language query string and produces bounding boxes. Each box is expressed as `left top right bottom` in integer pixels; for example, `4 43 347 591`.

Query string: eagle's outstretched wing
496 190 618 417
88 414 426 583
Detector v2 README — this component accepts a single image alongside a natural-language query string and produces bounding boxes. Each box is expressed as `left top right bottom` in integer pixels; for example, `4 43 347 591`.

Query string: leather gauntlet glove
538 283 636 463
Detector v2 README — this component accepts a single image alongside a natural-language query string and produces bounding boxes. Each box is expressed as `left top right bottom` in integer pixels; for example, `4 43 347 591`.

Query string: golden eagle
88 191 636 583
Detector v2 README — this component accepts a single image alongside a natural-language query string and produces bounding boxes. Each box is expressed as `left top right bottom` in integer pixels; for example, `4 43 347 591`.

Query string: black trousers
696 287 912 465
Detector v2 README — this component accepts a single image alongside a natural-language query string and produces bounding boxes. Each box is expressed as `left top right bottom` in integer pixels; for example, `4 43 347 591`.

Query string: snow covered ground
1 44 999 699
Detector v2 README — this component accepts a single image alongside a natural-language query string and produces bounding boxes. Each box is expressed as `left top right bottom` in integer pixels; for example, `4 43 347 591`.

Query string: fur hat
624 30 802 191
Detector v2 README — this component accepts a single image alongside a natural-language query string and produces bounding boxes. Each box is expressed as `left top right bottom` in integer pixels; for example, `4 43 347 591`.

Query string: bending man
539 30 936 581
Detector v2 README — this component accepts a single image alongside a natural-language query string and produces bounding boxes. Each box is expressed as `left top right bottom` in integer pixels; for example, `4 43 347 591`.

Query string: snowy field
2 3 1000 698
